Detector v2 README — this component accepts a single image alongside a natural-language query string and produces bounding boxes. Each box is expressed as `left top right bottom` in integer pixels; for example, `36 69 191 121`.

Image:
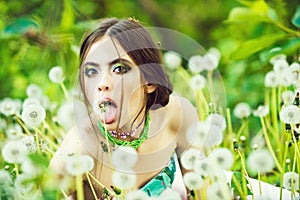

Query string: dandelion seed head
163 51 182 70
233 102 251 119
21 104 46 128
48 66 65 83
206 182 230 200
208 47 221 61
22 159 42 177
160 188 181 200
281 91 295 106
21 135 37 153
1 140 28 164
112 170 136 190
22 98 41 110
253 105 269 117
26 84 42 99
6 123 23 140
279 105 300 124
65 154 94 176
273 59 289 74
205 113 226 131
289 62 300 84
202 53 219 71
250 133 265 149
183 172 203 190
283 172 299 190
57 101 77 131
0 118 7 130
14 174 35 194
208 147 234 169
264 71 279 88
0 170 12 186
188 55 204 73
247 149 275 175
112 146 138 171
193 157 215 177
0 98 18 116
186 122 208 148
269 52 286 65
190 74 206 90
180 148 202 170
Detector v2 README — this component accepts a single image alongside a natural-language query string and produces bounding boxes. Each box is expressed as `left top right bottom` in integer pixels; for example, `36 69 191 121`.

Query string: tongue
99 105 117 124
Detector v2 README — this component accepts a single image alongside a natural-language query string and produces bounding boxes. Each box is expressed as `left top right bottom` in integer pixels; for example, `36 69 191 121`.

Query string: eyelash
84 63 132 78
111 63 131 74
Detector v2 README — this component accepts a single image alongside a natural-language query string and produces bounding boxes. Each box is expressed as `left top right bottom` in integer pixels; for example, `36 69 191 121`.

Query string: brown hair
79 18 173 112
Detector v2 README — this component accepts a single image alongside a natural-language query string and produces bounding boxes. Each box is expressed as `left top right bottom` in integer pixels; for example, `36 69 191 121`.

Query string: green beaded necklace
97 113 150 149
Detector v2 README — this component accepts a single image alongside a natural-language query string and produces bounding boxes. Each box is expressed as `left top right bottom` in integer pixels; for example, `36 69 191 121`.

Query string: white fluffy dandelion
201 53 219 71
2 140 28 164
112 146 138 171
289 62 300 84
21 104 46 128
21 159 42 177
253 105 269 117
0 118 7 130
247 149 275 175
0 98 18 116
0 170 12 186
188 55 204 73
57 101 78 131
190 74 206 90
208 147 234 169
163 51 182 70
269 53 286 65
180 148 202 170
273 59 289 74
26 84 43 99
183 171 203 190
279 105 300 124
283 172 299 190
48 66 65 83
205 113 226 131
124 190 149 200
203 123 223 148
160 188 181 200
112 170 136 190
193 157 215 177
264 71 279 88
22 98 41 110
208 47 221 61
6 123 23 140
65 154 94 176
14 174 35 194
233 102 251 119
206 182 230 200
281 91 295 106
21 135 37 152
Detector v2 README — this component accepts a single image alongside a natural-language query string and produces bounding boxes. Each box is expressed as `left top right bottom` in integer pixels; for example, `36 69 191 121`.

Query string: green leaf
292 5 300 28
225 7 269 24
231 171 253 197
60 0 75 30
231 33 287 60
28 153 50 168
3 18 39 36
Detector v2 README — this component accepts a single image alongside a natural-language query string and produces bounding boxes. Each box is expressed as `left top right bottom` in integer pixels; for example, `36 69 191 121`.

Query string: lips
96 98 118 124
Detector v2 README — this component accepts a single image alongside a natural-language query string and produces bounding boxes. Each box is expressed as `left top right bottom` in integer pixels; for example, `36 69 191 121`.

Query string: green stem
260 117 282 172
86 172 98 200
86 172 114 195
280 141 289 200
238 150 254 200
60 82 70 101
14 163 19 176
35 128 40 153
207 71 216 113
76 175 84 200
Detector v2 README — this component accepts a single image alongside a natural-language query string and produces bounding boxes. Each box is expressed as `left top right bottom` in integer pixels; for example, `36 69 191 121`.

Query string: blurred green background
1 0 300 111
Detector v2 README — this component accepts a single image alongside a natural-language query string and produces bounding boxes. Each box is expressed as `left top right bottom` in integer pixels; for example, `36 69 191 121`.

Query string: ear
146 83 157 93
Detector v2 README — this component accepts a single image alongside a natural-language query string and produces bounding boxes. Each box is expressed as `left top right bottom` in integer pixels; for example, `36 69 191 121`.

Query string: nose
97 71 112 92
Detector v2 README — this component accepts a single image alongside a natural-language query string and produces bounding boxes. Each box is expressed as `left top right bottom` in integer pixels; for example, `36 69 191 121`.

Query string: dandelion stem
60 82 70 101
86 172 98 200
35 128 40 153
76 175 84 200
291 128 300 162
238 150 254 200
60 189 69 199
260 117 282 173
86 172 114 195
15 115 32 135
226 108 234 149
271 87 281 149
207 70 216 113
258 170 262 196
14 163 19 176
280 141 289 200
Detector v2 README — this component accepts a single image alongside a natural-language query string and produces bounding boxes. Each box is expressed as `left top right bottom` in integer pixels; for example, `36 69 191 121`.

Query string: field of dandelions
2 1 300 200
1 46 300 200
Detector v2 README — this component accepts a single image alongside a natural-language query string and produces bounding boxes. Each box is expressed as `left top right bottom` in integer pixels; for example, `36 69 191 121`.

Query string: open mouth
95 99 118 124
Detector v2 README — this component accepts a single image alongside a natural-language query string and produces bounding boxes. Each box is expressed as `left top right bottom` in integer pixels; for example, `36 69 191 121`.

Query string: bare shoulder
165 94 199 154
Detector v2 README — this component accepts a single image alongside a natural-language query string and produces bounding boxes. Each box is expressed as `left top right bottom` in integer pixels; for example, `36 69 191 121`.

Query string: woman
50 18 198 199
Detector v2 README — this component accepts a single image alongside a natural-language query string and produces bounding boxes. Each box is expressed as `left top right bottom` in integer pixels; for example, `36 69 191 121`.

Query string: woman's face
82 36 148 130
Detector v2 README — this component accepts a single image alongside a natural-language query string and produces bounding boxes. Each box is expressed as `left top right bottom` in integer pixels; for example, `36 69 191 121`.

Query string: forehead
85 36 132 64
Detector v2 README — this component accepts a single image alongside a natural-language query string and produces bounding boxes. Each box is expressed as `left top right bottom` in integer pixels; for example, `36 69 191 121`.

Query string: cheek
84 78 99 104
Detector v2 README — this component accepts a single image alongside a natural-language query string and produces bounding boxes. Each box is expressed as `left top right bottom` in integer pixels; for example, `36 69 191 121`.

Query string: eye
111 63 131 74
84 66 99 77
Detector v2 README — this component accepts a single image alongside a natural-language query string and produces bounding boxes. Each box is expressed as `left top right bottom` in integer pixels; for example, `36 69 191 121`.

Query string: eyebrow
83 58 134 68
